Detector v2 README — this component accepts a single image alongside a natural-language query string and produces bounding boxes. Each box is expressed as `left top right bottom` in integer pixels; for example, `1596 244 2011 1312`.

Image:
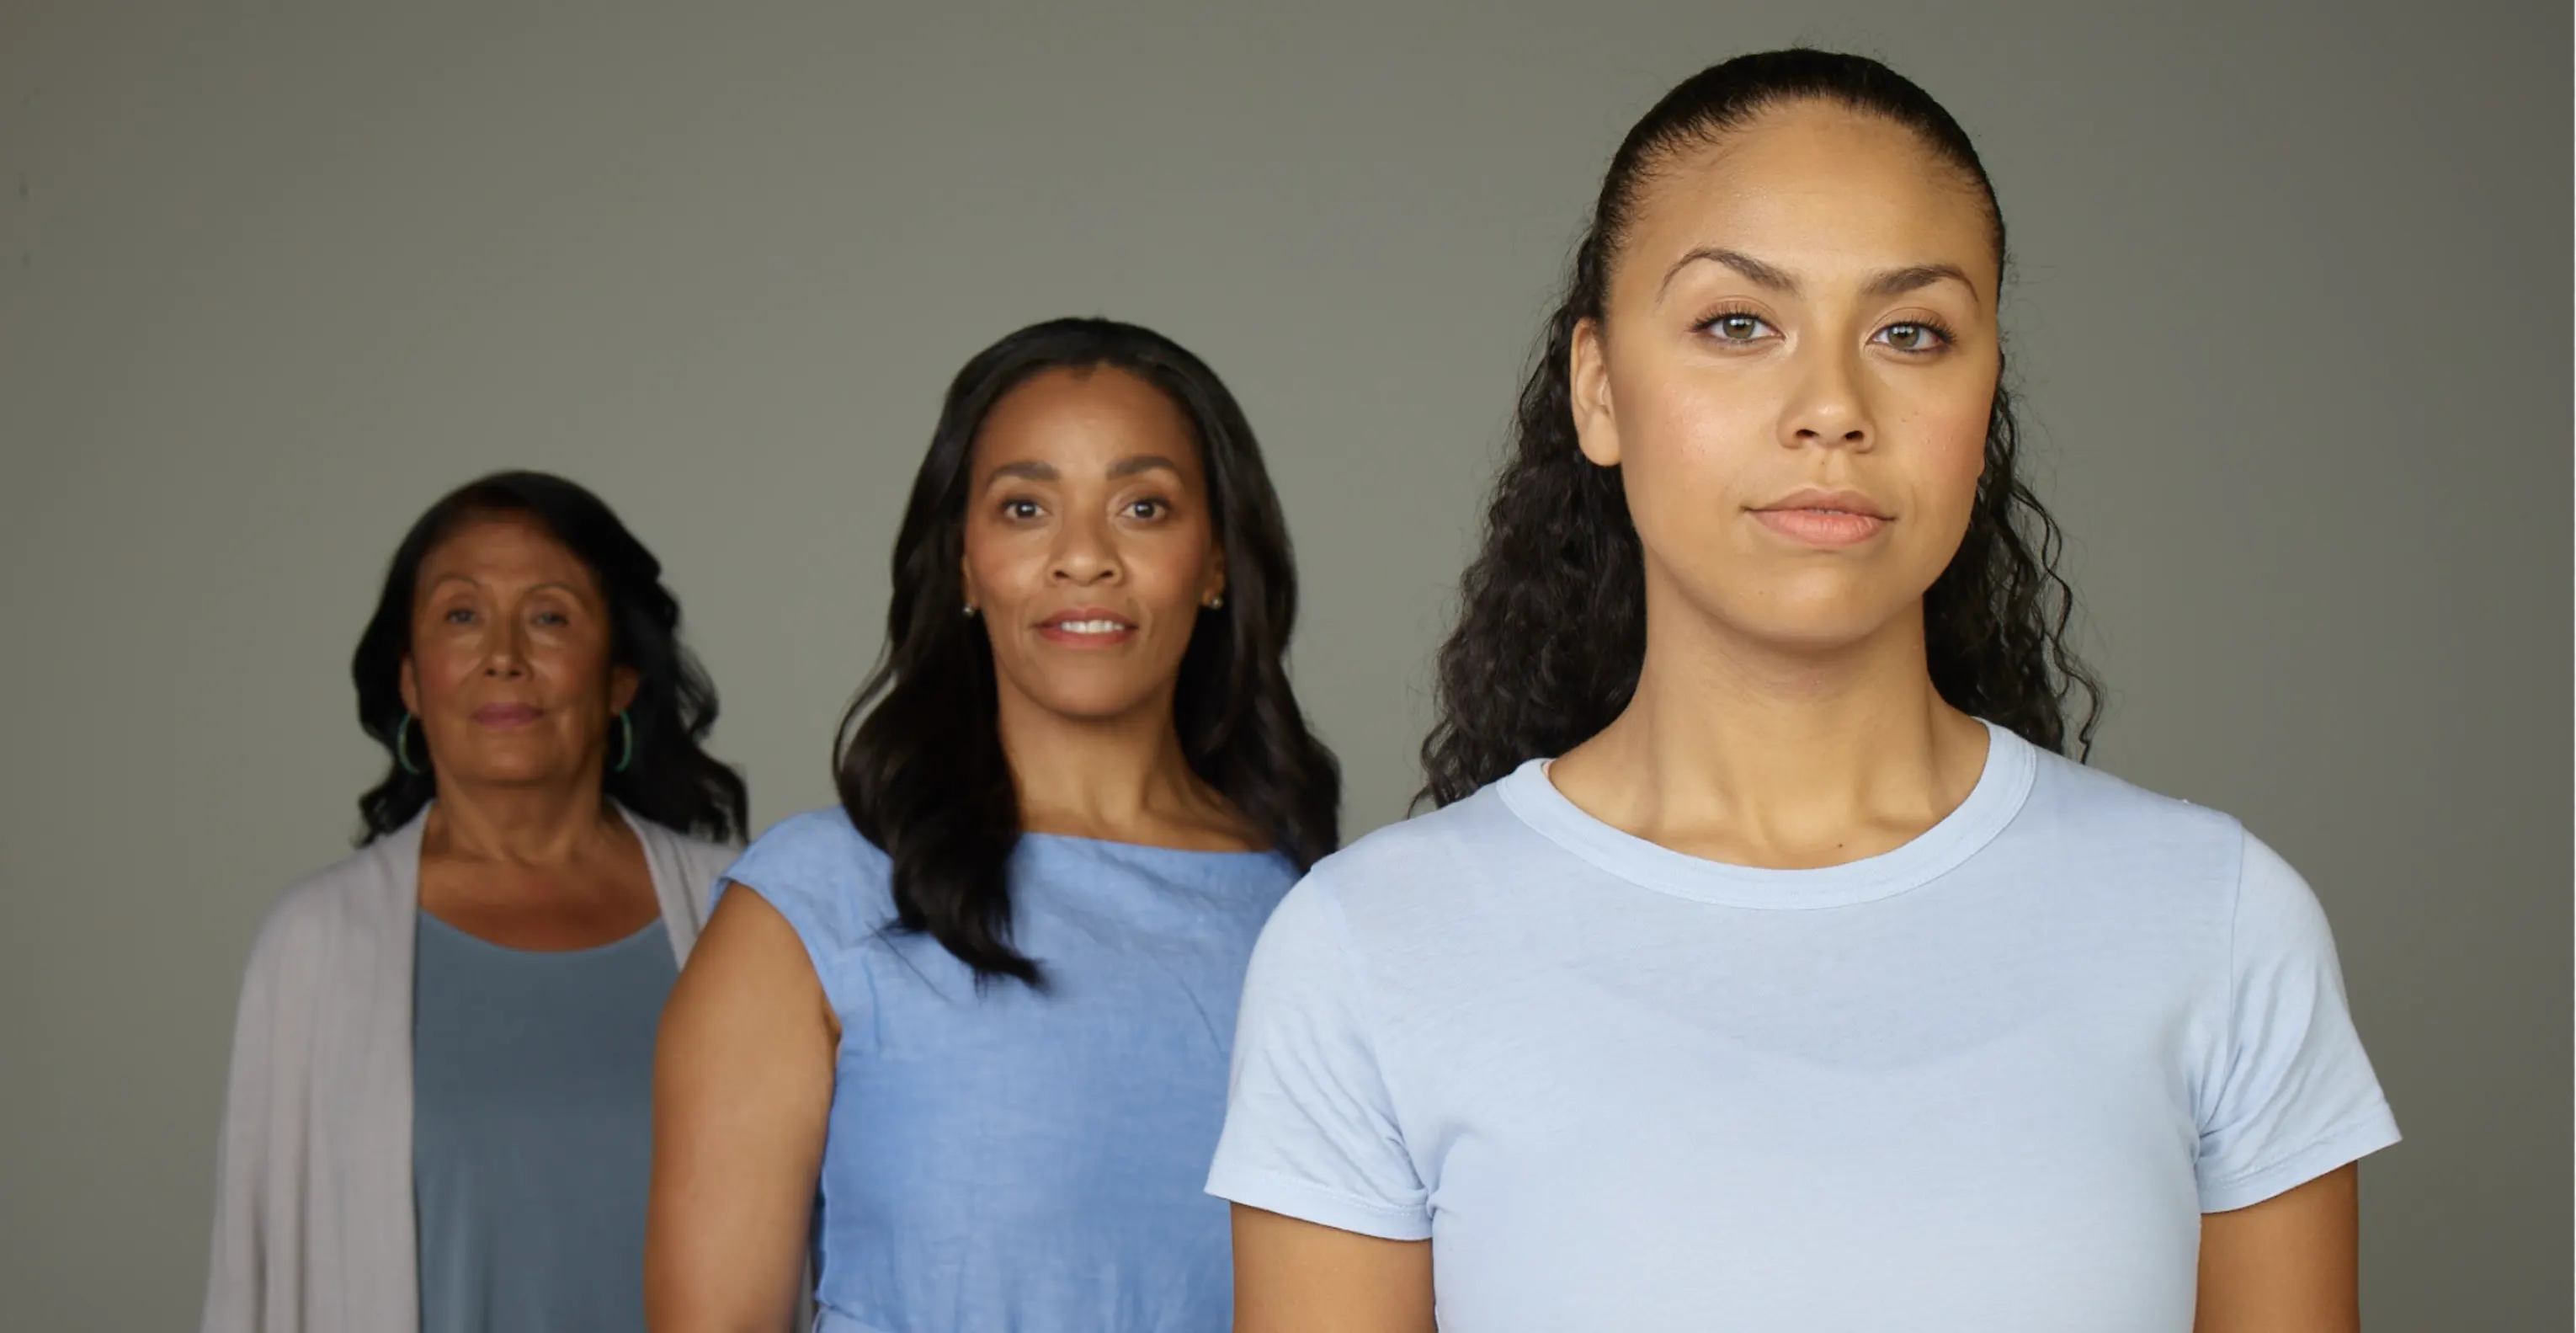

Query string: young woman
202 472 746 1333
648 317 1341 1332
1210 51 2398 1333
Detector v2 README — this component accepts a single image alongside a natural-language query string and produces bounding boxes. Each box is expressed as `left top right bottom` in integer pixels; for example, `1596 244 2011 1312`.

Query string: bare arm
2194 1165 2360 1333
1232 1205 1434 1333
647 886 837 1333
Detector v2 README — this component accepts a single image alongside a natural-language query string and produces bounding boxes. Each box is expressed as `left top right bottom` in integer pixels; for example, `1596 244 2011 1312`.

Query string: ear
609 664 640 716
398 657 421 717
1203 541 1227 606
958 554 979 615
1569 317 1621 468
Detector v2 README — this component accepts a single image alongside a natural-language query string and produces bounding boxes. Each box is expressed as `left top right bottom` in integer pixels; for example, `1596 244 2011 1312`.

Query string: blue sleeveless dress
718 808 1297 1333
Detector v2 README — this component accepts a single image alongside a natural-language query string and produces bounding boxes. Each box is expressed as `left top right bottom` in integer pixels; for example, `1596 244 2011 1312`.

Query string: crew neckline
1494 717 2038 910
417 908 668 960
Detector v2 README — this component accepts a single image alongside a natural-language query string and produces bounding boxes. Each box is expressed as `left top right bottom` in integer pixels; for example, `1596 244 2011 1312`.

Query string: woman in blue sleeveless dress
647 317 1341 1333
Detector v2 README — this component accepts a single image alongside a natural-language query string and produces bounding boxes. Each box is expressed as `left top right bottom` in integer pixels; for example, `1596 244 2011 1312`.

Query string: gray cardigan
198 805 737 1333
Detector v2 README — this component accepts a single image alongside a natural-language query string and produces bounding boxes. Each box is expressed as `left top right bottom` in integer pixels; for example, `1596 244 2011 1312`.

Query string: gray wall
1 0 2563 1325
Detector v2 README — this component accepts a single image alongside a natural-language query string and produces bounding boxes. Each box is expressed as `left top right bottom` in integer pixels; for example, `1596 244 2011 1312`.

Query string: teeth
1055 619 1125 634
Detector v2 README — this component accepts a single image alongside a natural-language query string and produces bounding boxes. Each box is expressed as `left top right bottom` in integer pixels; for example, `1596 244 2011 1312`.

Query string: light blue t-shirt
718 808 1300 1333
1207 722 2399 1332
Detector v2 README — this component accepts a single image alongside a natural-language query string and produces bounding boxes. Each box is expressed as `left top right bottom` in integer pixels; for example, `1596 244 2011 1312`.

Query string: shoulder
631 818 742 891
2004 743 2339 950
1283 782 1536 941
2226 827 2337 961
237 834 411 983
735 807 889 877
2016 744 2247 868
1325 782 1528 879
716 807 896 936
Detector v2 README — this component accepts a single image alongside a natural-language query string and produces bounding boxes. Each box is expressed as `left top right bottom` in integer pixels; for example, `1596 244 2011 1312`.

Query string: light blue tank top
412 910 678 1333
718 808 1299 1333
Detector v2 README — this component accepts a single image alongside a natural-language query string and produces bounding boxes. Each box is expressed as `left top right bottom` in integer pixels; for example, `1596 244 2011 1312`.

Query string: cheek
1903 401 1993 538
1131 526 1215 602
538 632 617 698
407 633 476 699
961 525 1036 603
1617 364 1775 520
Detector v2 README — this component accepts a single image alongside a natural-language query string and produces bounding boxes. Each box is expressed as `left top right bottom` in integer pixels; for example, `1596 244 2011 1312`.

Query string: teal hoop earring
394 713 424 776
611 711 636 774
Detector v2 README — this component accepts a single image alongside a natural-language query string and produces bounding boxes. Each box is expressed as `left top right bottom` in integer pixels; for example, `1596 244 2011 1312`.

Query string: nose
1048 510 1124 587
479 616 531 678
1780 343 1876 453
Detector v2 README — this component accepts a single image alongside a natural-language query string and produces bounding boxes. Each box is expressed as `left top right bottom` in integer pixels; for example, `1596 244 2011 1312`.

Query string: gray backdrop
1 0 2565 1325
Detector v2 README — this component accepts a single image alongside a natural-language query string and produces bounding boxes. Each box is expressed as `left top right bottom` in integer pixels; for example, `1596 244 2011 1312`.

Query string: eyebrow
987 460 1057 484
1108 453 1184 480
1861 263 1977 300
1662 247 1796 296
985 454 1184 486
422 573 584 599
1658 247 1980 301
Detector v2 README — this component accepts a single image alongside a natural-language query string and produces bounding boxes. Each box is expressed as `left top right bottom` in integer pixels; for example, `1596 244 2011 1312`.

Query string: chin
1715 592 1917 655
440 754 583 788
1019 686 1168 726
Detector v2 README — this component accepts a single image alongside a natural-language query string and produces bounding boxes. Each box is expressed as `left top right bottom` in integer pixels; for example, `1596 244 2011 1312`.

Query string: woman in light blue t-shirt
647 317 1341 1333
1213 51 2398 1332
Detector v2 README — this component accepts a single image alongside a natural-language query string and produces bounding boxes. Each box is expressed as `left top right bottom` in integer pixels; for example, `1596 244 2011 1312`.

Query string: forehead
1618 101 1998 297
417 513 598 592
973 365 1203 475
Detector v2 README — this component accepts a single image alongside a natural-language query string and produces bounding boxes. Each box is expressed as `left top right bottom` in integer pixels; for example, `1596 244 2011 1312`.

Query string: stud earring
963 603 979 617
1203 593 1225 611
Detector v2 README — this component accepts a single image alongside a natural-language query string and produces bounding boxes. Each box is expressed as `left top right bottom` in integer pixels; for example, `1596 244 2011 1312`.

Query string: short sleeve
712 809 886 1032
2195 830 2401 1212
1205 873 1431 1240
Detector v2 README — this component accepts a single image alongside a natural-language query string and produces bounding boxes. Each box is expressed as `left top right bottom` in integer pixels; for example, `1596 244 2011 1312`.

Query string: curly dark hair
837 317 1342 988
1419 49 2102 808
351 470 748 843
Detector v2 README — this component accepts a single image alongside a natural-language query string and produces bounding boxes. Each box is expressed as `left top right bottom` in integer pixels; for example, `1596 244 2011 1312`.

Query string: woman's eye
1875 322 1950 353
531 610 569 627
443 607 476 625
1003 499 1042 520
1702 312 1776 344
1128 499 1168 520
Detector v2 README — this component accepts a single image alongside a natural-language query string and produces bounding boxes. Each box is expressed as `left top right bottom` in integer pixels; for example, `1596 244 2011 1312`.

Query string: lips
1035 607 1138 648
1750 488 1892 547
471 703 542 728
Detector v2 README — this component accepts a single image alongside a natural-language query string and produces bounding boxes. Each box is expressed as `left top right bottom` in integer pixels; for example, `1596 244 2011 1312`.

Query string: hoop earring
395 713 424 776
611 710 636 775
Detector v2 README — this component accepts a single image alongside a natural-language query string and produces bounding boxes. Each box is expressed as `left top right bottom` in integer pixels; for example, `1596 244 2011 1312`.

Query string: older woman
200 471 748 1333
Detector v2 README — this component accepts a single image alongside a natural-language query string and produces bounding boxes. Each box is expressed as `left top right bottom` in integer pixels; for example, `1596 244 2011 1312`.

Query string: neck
1562 589 1987 862
995 685 1215 840
422 776 619 866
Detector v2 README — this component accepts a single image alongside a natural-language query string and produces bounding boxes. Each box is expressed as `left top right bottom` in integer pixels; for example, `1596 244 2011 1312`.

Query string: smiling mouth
1035 611 1139 647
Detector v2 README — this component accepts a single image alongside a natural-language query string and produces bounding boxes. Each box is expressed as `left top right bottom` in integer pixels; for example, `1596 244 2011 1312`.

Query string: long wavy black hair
1419 49 2102 808
838 317 1341 988
351 470 748 843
